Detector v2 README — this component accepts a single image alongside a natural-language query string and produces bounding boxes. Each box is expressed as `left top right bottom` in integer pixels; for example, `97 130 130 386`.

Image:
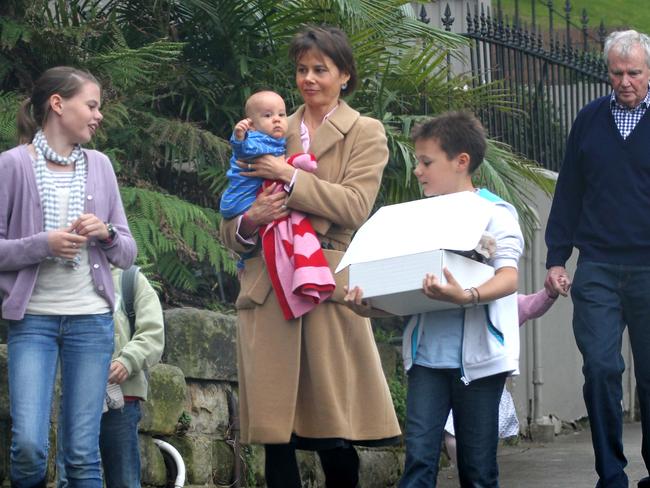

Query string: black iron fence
426 1 612 172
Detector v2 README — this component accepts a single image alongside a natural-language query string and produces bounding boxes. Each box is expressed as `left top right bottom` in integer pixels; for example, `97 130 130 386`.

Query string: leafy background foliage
0 0 553 307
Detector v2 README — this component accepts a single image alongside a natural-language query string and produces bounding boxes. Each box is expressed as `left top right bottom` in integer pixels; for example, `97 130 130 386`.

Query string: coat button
87 195 93 200
93 263 100 269
98 285 105 291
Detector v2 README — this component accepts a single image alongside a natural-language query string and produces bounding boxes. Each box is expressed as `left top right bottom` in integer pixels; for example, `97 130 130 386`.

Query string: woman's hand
239 154 294 183
47 229 88 260
344 286 374 315
343 285 392 317
422 267 471 306
246 183 290 227
70 213 110 240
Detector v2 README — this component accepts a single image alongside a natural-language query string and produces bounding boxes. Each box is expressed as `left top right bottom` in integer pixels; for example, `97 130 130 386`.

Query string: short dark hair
288 25 357 95
411 111 487 173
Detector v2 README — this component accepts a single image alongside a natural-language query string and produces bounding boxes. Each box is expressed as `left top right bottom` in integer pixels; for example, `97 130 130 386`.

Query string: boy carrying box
345 111 524 488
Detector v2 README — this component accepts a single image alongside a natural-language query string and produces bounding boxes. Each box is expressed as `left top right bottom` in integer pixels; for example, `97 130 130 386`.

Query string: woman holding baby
220 25 400 487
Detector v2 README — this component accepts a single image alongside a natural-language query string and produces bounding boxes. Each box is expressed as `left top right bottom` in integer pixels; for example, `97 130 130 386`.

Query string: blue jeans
58 401 143 488
399 366 506 488
572 261 650 488
8 314 113 488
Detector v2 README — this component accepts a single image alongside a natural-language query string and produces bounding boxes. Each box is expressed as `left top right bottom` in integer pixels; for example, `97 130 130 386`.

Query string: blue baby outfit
219 131 286 219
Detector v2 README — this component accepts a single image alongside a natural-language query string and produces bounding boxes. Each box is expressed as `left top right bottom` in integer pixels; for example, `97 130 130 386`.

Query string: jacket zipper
460 308 469 385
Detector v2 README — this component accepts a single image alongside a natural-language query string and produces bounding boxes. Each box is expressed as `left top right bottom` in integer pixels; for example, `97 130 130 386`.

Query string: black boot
318 445 360 488
264 443 301 488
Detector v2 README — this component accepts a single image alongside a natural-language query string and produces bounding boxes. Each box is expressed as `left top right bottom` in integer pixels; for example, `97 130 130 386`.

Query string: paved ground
436 421 647 487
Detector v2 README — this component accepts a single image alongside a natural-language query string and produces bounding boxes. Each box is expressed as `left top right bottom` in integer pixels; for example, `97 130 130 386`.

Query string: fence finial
565 0 572 48
547 0 554 46
581 8 589 52
598 20 607 50
442 4 455 32
514 0 520 27
418 4 430 24
478 2 484 35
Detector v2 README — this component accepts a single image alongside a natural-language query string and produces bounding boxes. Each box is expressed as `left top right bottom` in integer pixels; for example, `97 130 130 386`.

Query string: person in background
0 66 136 488
545 29 650 488
100 266 164 488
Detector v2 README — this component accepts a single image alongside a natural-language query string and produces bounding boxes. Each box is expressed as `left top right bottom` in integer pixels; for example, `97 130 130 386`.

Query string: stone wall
0 310 406 487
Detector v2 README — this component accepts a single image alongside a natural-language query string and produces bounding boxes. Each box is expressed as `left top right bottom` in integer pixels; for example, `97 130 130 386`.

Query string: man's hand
545 266 572 297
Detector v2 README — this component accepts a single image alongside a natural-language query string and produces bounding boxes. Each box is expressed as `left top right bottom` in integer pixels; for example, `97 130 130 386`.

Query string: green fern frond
89 40 185 92
156 253 199 291
0 91 20 149
0 17 31 50
120 186 237 296
133 110 230 168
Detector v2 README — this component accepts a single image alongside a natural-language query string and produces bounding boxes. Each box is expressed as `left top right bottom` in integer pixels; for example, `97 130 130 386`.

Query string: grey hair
604 30 650 67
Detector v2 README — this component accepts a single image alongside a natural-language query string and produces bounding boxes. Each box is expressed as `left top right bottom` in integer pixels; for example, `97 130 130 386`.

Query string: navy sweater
546 95 650 267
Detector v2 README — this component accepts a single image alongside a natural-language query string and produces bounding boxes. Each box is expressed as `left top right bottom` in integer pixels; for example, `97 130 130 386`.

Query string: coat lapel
287 100 360 158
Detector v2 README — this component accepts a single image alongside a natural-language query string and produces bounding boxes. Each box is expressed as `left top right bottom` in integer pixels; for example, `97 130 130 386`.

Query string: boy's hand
108 360 129 384
234 118 253 141
344 286 374 315
422 267 470 306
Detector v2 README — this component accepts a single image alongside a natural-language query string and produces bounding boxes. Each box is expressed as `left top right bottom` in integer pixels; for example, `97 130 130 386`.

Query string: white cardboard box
348 249 494 315
337 192 497 316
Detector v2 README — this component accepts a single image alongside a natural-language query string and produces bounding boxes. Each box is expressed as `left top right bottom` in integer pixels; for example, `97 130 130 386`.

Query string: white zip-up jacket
402 190 523 383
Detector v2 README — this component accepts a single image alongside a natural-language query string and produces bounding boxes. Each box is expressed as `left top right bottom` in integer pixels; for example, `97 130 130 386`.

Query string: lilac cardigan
0 145 137 320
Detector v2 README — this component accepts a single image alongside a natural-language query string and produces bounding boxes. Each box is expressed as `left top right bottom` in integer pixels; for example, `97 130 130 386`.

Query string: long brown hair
17 66 100 143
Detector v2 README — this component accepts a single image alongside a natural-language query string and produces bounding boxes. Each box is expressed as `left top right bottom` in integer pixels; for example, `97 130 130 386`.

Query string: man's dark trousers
572 261 650 488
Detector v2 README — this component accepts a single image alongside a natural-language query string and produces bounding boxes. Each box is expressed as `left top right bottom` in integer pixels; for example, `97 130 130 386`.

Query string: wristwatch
101 222 116 244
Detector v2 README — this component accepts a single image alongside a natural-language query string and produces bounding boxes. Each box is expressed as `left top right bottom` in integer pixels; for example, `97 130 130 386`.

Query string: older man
545 30 650 488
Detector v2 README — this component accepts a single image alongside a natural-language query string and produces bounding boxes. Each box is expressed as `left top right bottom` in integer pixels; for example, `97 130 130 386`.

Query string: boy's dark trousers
99 401 143 488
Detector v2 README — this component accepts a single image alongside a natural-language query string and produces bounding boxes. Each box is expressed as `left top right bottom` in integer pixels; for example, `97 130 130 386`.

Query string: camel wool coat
220 100 401 445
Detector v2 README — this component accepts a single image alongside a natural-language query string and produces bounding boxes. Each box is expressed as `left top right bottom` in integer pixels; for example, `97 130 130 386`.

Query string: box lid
336 191 494 273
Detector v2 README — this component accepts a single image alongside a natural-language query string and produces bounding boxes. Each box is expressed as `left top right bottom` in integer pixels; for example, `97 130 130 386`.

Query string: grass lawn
497 0 650 34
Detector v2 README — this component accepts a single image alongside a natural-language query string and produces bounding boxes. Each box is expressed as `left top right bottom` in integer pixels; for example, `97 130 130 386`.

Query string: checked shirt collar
610 85 650 139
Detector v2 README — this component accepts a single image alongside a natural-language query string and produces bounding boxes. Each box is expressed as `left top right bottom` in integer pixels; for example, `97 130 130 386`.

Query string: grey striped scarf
32 129 87 267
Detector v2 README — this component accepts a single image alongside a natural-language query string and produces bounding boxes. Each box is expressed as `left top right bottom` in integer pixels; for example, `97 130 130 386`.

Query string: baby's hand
234 118 253 141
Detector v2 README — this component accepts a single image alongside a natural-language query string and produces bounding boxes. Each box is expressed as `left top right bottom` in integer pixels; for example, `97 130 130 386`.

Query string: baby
219 90 315 219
